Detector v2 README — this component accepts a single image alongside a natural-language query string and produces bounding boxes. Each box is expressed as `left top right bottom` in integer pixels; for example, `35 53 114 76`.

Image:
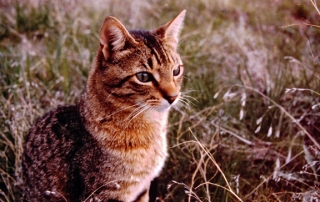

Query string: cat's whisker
181 89 199 97
180 95 198 107
105 90 117 101
145 105 156 117
181 94 198 103
183 89 199 93
125 104 149 123
176 101 190 112
106 103 141 118
131 106 150 121
178 98 189 107
122 106 152 133
124 107 143 123
178 96 191 105
180 90 198 102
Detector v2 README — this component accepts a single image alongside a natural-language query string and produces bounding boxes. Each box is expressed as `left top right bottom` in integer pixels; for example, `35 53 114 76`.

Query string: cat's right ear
99 16 137 60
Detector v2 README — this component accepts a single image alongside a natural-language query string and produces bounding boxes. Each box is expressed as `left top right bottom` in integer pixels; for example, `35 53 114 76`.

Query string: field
1 0 320 201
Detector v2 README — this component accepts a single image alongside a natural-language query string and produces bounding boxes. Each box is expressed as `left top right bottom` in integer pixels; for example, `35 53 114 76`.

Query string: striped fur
22 10 186 202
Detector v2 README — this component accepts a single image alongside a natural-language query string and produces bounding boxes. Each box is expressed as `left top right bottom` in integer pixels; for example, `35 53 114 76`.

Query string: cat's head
87 10 186 113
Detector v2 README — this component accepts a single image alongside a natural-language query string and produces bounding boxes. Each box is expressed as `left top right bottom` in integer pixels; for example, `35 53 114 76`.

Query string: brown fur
22 10 186 202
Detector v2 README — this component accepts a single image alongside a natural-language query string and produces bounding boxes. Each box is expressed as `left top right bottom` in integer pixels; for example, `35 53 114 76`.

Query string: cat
22 10 186 202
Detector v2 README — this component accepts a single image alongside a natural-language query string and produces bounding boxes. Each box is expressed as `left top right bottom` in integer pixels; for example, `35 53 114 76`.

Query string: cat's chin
154 104 171 112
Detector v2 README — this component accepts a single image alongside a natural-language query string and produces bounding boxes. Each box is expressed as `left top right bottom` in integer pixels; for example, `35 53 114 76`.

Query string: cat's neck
79 91 169 150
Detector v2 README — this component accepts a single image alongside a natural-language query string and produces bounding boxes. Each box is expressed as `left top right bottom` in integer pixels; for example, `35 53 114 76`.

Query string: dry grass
1 0 320 201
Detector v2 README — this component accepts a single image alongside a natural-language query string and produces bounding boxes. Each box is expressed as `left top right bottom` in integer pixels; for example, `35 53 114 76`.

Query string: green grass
1 0 320 201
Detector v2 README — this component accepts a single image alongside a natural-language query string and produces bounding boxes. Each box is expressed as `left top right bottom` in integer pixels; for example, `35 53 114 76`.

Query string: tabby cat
22 10 186 202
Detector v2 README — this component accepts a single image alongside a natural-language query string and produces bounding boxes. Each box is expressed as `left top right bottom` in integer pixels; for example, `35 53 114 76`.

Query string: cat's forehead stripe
130 30 170 66
147 58 153 69
145 37 167 65
148 44 162 66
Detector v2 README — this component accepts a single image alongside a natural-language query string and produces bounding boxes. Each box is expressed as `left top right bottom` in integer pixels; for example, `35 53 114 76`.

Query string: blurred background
1 0 320 201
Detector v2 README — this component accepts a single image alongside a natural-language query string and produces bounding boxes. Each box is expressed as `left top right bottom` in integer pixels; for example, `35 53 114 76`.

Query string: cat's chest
83 110 169 200
92 114 167 167
104 122 168 172
90 127 167 201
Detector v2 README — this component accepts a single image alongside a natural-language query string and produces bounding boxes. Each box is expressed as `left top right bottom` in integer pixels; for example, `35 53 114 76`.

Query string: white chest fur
122 110 169 201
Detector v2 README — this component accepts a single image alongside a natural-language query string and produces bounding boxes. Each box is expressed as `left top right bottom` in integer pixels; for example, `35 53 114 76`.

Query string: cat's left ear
154 10 186 49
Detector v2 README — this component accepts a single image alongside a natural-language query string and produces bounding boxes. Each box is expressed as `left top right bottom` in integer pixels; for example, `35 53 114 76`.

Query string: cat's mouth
167 93 180 106
153 93 181 112
133 93 180 114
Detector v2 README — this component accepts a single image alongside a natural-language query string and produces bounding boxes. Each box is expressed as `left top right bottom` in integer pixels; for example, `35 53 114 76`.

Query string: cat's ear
99 16 137 59
154 10 186 49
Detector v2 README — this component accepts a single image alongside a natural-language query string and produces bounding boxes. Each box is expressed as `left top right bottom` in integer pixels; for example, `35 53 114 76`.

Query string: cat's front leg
133 188 149 202
134 177 158 202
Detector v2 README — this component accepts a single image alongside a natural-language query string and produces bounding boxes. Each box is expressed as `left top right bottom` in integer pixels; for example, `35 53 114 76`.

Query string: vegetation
1 0 319 201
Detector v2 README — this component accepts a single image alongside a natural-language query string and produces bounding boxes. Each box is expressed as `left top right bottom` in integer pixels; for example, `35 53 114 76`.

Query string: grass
1 0 320 201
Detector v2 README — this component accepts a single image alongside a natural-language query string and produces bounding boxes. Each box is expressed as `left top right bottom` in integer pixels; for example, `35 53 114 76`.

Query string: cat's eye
136 72 153 83
173 65 182 76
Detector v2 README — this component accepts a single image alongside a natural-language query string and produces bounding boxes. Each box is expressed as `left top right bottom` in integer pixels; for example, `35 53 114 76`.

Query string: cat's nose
164 95 178 104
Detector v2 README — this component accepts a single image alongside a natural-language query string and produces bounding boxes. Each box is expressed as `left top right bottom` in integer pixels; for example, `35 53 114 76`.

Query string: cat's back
23 105 85 162
22 105 91 201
